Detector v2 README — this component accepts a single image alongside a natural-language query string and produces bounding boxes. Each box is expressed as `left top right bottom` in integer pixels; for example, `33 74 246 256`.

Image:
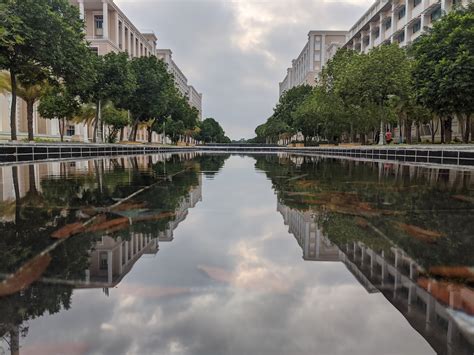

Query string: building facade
156 49 203 120
344 0 468 52
279 31 347 97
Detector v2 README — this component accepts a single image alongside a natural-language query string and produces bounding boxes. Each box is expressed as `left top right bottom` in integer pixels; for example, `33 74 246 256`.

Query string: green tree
38 85 80 142
196 118 228 143
293 88 347 144
411 3 474 143
102 104 130 143
0 71 46 141
126 57 175 141
86 53 136 143
0 0 93 141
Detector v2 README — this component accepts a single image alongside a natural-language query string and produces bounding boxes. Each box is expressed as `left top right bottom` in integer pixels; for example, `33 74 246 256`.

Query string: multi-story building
344 0 468 52
156 49 203 120
279 31 347 97
75 0 156 57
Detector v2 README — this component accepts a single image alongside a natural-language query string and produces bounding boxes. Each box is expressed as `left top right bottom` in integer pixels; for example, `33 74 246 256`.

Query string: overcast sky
115 0 373 139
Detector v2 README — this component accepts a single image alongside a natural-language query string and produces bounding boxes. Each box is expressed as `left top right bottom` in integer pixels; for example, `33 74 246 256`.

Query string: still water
0 153 473 355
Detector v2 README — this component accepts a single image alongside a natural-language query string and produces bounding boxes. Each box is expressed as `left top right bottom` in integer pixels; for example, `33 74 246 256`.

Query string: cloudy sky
114 0 373 139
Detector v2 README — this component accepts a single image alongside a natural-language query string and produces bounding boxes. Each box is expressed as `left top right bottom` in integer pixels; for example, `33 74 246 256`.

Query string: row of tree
0 0 229 144
255 4 473 145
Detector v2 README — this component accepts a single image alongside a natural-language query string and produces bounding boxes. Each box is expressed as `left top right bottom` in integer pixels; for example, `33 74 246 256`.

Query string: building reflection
277 201 474 355
0 152 206 355
82 178 202 293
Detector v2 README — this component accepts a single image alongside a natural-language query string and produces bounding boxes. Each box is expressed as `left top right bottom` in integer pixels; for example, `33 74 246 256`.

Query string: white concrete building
344 0 469 52
156 49 203 120
279 31 347 97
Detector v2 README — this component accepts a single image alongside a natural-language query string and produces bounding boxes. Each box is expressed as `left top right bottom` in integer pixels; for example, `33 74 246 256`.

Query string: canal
0 152 472 355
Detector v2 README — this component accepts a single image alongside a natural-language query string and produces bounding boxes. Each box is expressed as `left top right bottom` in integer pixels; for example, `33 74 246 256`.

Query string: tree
102 104 130 143
126 57 175 141
0 71 46 141
38 85 80 142
196 118 228 143
293 88 347 144
0 0 93 141
86 53 136 143
411 3 474 143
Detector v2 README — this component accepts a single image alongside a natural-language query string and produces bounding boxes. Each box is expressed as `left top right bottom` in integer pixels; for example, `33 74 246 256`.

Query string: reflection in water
260 154 474 355
0 153 226 354
0 153 472 355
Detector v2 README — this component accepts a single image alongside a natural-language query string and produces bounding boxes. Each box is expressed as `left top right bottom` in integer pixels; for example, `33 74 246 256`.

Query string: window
431 7 442 22
374 27 380 39
385 18 392 30
398 7 406 19
413 0 422 7
413 21 421 33
364 36 370 46
398 31 405 43
66 125 75 136
94 15 103 36
99 252 108 270
89 47 99 56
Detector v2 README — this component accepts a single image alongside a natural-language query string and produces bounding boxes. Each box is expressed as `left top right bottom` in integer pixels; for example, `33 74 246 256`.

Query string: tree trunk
10 71 17 141
445 116 453 143
464 115 471 143
93 103 99 143
120 127 124 142
415 122 421 143
96 100 103 143
59 117 65 142
404 121 412 144
28 164 38 195
147 127 153 143
26 99 35 142
440 117 445 144
128 118 140 141
12 166 20 223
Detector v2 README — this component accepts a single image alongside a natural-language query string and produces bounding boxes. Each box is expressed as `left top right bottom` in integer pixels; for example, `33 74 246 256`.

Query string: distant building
344 0 469 52
156 49 203 120
279 31 347 97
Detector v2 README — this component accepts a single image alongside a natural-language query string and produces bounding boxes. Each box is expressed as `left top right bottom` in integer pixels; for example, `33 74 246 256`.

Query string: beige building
279 31 347 97
156 49 203 120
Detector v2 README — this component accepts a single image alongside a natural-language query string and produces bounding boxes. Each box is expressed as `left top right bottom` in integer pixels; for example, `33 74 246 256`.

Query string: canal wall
1 142 474 168
198 145 474 168
0 143 196 166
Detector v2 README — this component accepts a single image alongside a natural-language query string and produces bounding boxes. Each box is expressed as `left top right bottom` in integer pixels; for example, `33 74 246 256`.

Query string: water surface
0 153 473 355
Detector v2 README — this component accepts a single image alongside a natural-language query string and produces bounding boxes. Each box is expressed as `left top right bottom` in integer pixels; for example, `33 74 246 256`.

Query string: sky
115 0 374 139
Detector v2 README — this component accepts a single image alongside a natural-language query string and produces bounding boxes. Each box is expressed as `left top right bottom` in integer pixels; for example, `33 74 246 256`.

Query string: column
107 250 113 284
102 0 109 40
119 243 123 273
441 0 446 12
320 34 326 65
391 2 396 43
404 0 410 44
78 0 85 20
122 25 127 53
125 241 129 262
369 22 374 49
380 15 385 42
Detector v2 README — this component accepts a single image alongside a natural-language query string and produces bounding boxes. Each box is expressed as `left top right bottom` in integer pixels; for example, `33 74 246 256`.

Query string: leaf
0 253 52 297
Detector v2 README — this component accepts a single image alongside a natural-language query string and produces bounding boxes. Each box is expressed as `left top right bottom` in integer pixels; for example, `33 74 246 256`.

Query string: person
385 130 393 144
